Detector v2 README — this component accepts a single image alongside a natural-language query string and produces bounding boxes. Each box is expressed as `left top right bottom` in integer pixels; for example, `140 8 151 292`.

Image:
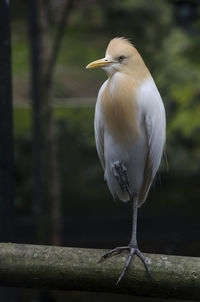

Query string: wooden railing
0 243 199 300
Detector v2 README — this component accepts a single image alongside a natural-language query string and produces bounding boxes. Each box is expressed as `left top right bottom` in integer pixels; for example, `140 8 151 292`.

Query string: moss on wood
0 243 199 300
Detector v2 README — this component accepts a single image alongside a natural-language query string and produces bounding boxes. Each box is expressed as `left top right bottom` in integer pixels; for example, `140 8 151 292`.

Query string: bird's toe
100 246 129 260
135 248 152 278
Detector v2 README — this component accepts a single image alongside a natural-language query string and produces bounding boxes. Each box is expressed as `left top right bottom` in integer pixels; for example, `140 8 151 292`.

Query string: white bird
86 37 166 284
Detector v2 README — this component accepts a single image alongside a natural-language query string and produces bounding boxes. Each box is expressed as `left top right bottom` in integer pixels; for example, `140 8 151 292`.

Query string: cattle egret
86 37 166 284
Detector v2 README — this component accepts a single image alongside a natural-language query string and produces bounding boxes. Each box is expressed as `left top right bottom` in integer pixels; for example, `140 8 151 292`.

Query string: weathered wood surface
0 243 199 300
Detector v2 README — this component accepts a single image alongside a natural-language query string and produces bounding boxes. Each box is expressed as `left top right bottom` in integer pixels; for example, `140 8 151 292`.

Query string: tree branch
44 0 74 90
0 242 200 300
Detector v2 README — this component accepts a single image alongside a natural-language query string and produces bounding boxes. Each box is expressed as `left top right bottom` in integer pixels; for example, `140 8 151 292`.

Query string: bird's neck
121 57 150 84
101 73 142 144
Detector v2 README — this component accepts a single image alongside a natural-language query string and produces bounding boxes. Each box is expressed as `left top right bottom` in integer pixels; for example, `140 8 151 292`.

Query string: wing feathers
138 82 166 206
94 115 105 170
94 77 166 206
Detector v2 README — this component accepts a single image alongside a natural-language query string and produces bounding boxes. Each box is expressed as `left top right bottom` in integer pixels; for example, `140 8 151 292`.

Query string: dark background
5 0 200 301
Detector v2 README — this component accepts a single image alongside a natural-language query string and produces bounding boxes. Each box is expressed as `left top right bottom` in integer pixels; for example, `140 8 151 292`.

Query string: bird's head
86 37 145 77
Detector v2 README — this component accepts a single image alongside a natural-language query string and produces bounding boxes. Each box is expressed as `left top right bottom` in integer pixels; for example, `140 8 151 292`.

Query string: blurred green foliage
11 2 200 301
12 0 200 214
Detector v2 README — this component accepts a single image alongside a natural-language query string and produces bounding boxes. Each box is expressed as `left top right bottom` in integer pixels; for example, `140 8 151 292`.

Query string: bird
86 37 166 284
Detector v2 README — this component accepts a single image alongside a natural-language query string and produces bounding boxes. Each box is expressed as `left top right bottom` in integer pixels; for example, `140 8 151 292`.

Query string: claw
135 249 152 278
112 161 131 197
100 245 151 285
101 246 129 260
116 247 135 285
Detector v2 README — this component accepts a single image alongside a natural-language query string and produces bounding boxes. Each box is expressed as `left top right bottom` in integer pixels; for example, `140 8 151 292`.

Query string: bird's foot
112 161 131 197
100 245 152 285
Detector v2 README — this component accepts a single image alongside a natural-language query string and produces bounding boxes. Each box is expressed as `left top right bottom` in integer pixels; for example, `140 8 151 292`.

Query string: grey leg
101 189 152 284
116 196 151 284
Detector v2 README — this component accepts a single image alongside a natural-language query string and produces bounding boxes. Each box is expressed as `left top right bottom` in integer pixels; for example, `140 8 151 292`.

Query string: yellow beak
86 58 114 69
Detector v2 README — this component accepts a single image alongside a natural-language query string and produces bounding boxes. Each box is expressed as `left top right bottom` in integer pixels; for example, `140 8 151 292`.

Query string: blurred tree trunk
38 0 62 245
29 0 45 229
0 0 16 300
29 0 73 245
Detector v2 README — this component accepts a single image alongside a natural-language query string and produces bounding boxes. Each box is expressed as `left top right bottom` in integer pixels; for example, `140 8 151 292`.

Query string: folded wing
138 78 166 206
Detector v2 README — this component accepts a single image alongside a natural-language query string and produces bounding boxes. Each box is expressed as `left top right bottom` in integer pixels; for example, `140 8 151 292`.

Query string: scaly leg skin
101 245 152 285
102 163 152 284
101 161 152 285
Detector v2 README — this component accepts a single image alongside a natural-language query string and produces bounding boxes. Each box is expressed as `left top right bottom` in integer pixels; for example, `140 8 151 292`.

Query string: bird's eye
118 55 125 62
